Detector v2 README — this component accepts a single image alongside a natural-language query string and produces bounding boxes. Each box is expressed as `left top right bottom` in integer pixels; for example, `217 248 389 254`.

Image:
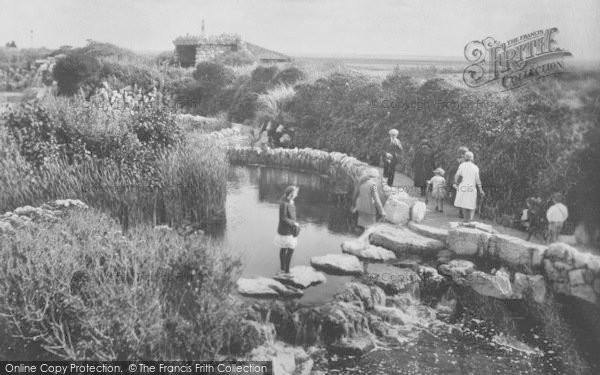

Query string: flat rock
438 259 475 282
273 266 326 289
450 221 496 233
447 226 493 256
236 277 303 298
369 224 445 257
408 221 449 243
310 254 364 275
489 234 547 268
327 336 374 356
341 239 396 261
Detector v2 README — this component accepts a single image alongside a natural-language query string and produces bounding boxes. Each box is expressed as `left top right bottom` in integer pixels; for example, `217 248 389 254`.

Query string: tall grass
159 138 228 226
0 209 243 360
0 95 227 228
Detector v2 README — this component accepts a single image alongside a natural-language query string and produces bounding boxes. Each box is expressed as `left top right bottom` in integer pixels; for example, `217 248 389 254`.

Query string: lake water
210 165 597 374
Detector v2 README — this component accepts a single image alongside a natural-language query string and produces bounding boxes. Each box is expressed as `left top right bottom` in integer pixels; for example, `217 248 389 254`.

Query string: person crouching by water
382 129 403 187
351 168 386 233
274 185 300 274
453 151 485 222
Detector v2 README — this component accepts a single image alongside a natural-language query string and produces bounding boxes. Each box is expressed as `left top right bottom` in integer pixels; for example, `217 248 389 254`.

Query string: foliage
193 62 234 89
0 209 243 360
274 67 305 85
0 96 223 226
53 53 101 95
287 69 600 229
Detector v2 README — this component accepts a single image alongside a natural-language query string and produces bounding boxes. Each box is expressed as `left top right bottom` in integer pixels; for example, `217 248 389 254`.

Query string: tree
5 41 17 48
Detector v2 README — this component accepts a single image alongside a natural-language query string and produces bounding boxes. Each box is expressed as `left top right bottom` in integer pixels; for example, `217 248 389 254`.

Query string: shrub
53 53 101 96
0 209 242 360
193 62 234 89
274 67 305 85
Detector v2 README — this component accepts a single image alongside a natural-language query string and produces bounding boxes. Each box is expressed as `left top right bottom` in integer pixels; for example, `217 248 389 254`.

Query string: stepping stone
408 221 449 243
310 254 364 275
341 239 396 261
369 224 445 257
236 277 303 298
273 266 326 289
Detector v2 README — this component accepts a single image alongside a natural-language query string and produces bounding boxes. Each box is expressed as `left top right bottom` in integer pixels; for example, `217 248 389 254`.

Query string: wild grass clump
0 208 243 360
0 95 225 227
158 139 228 226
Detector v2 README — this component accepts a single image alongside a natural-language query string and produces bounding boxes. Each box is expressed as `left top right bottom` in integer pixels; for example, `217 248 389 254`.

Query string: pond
209 165 596 374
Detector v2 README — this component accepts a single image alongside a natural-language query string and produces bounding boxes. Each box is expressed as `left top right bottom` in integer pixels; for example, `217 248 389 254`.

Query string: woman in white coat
453 151 485 222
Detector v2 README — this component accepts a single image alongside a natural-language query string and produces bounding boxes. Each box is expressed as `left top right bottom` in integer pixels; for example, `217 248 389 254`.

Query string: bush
193 62 234 89
274 67 305 85
0 209 242 360
287 69 600 225
53 53 101 96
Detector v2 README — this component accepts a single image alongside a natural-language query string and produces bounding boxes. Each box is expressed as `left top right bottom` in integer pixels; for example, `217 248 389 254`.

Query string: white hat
389 129 399 136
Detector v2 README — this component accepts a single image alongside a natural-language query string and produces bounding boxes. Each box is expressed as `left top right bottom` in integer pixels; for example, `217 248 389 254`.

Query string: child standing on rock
427 168 447 212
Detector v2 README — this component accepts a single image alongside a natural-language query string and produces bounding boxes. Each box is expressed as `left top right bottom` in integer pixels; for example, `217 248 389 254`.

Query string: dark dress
278 201 297 236
381 138 403 186
412 145 435 189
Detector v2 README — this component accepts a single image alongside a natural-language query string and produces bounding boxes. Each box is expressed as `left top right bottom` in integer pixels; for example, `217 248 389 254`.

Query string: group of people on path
273 129 569 275
376 129 486 224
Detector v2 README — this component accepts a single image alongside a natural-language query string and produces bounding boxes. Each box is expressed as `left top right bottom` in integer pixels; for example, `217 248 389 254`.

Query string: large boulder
310 254 364 275
438 259 475 283
365 265 420 295
236 277 303 298
467 268 513 299
369 224 445 257
512 273 547 303
341 239 396 261
408 221 449 243
488 234 548 268
273 266 326 289
383 197 411 225
447 226 492 256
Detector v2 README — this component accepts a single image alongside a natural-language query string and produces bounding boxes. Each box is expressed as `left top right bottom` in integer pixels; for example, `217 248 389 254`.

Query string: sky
1 0 599 60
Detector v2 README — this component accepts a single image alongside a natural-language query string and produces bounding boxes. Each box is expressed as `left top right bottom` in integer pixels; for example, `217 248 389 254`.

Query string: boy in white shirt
546 193 569 243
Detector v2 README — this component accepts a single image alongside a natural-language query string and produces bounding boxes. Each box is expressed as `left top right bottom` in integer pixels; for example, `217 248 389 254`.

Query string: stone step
368 223 445 257
310 254 364 275
272 266 326 289
236 276 303 298
407 221 449 243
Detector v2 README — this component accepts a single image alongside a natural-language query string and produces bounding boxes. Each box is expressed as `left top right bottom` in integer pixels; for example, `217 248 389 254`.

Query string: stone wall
195 43 238 63
447 225 600 305
227 146 376 195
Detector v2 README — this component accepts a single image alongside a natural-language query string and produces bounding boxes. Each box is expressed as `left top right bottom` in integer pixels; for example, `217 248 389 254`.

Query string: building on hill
173 26 291 67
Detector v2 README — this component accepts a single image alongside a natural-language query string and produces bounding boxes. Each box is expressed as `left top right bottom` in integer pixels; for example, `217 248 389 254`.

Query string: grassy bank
0 208 243 360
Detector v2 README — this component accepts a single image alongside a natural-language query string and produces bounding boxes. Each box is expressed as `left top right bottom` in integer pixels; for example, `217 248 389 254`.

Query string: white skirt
274 234 298 249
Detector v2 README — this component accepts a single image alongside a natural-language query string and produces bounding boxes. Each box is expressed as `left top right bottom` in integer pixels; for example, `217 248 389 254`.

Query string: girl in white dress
453 152 485 222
